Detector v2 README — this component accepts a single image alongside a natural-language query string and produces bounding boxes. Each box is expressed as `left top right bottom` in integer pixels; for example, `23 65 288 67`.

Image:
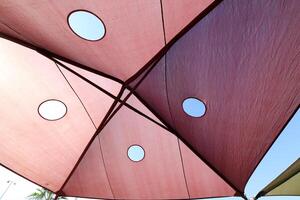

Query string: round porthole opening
182 97 206 118
127 145 145 162
68 10 106 41
38 99 67 121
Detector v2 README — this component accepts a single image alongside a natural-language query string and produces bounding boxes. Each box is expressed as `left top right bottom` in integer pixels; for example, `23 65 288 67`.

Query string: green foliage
27 188 66 200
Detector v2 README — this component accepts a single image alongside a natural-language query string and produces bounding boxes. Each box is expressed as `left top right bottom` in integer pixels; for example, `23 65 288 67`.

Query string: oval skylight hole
38 99 67 121
68 10 105 41
127 145 145 162
182 97 206 118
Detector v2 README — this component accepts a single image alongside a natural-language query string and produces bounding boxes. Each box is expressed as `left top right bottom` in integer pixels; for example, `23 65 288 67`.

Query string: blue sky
68 10 105 41
183 98 206 117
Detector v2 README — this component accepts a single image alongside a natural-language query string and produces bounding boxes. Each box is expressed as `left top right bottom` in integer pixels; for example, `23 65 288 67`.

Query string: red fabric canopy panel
62 95 235 199
0 38 115 191
0 0 213 81
131 0 300 192
0 0 299 199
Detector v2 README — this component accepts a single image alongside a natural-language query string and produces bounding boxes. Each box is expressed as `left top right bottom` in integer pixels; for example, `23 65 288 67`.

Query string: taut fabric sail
0 0 299 199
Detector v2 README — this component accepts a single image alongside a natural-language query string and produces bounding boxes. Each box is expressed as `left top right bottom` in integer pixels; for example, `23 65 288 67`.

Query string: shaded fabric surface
0 33 236 199
161 0 213 42
0 0 299 199
0 38 107 191
257 159 300 197
131 0 300 192
62 136 113 198
0 0 213 81
58 62 122 126
62 95 235 199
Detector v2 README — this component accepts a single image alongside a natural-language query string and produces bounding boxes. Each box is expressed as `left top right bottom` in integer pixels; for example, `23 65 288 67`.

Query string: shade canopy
256 159 300 198
0 0 213 81
0 0 299 199
130 0 300 193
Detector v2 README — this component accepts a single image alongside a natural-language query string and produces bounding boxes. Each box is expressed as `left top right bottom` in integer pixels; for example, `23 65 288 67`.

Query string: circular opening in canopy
127 145 145 162
68 10 106 41
38 99 67 121
182 97 206 118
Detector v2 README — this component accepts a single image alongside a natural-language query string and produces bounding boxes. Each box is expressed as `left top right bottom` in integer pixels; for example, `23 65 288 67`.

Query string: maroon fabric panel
129 57 174 127
134 0 300 191
179 141 235 198
125 90 168 128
